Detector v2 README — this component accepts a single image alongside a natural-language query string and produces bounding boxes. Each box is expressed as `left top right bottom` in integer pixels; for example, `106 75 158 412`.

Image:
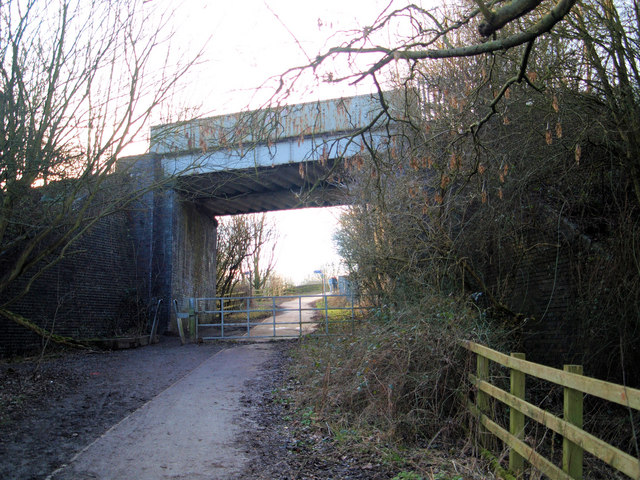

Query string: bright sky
166 0 399 115
267 207 346 284
156 0 411 284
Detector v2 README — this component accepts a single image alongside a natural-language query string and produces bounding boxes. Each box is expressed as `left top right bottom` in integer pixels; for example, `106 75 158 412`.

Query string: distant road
246 296 319 338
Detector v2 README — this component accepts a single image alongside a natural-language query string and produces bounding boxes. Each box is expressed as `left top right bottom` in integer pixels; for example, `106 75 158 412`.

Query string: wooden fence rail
463 341 640 479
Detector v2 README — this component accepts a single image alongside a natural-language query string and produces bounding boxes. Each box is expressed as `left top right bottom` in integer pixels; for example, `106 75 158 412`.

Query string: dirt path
1 337 403 480
0 338 286 480
48 343 275 480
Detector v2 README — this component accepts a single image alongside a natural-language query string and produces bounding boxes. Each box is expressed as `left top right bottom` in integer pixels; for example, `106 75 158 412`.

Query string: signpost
314 270 326 297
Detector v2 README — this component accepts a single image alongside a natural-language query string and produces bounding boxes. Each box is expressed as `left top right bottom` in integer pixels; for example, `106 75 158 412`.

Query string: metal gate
174 294 360 340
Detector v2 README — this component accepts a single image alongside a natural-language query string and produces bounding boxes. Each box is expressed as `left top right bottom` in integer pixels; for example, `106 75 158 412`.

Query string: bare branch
478 0 544 37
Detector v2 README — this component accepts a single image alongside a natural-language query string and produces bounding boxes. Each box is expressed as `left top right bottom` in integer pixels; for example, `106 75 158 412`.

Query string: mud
0 337 226 480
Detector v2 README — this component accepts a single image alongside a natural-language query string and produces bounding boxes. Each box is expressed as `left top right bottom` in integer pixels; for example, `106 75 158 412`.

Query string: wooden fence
464 341 640 479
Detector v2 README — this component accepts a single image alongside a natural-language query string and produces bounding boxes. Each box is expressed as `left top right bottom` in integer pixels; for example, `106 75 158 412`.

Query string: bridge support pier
131 159 218 336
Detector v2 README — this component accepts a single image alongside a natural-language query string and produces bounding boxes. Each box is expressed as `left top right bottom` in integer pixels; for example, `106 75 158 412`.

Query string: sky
152 0 411 284
267 207 346 284
164 0 397 115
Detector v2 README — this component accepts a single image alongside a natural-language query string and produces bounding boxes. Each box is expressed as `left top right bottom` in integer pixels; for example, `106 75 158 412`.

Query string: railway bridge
0 94 393 354
131 94 385 331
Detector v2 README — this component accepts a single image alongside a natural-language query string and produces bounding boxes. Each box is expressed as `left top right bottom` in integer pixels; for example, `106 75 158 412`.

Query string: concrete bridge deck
150 94 385 215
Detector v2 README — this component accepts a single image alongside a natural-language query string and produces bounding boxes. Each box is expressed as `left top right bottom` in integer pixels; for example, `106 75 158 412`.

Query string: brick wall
0 168 220 357
506 241 577 367
475 222 580 368
0 210 141 356
2 154 182 355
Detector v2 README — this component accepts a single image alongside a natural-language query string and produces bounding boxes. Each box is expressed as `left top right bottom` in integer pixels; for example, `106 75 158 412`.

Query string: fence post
220 298 225 338
476 353 491 447
272 295 276 337
188 298 196 342
563 364 584 479
509 353 526 475
298 295 302 337
246 297 251 337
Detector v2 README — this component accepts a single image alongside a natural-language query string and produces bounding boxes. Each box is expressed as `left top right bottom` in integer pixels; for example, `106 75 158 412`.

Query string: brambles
291 295 503 443
330 0 640 380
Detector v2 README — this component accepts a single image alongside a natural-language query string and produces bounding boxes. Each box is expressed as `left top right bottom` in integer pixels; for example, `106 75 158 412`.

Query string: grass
310 295 361 334
283 394 495 479
223 310 272 322
208 297 281 323
285 283 323 295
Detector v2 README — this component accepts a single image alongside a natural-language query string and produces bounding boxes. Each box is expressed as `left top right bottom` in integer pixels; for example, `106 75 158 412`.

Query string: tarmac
244 296 321 338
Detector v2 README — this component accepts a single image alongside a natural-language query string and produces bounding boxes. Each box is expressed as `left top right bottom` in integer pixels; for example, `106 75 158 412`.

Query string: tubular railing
182 294 362 340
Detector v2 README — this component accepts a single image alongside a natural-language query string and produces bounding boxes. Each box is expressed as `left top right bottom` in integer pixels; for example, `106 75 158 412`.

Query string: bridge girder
174 161 346 215
150 94 386 216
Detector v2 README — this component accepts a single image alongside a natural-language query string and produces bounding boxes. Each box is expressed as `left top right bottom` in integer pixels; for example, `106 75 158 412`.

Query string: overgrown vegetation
285 294 504 477
293 299 480 443
321 0 640 382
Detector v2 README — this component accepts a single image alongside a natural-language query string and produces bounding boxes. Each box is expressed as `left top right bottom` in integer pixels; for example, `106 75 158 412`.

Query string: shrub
291 293 506 444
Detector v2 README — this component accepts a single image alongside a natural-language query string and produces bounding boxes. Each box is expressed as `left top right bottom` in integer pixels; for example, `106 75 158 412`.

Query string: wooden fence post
477 353 491 447
509 353 526 476
563 364 584 479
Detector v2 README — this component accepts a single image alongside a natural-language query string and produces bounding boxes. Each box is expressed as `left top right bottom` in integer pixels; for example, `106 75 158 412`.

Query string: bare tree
216 213 278 297
564 0 640 204
0 0 201 343
325 0 640 380
215 216 254 297
270 0 576 108
246 213 278 294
